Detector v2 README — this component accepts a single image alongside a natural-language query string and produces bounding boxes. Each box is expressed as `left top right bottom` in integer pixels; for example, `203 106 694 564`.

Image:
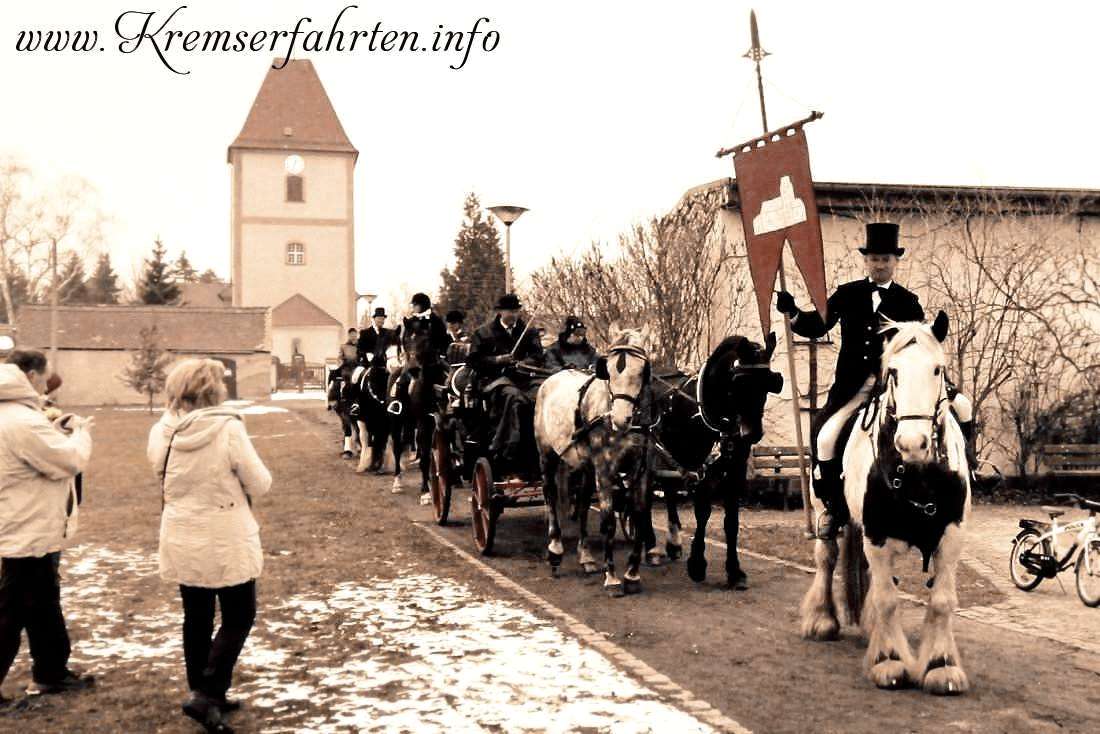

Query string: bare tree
528 186 744 369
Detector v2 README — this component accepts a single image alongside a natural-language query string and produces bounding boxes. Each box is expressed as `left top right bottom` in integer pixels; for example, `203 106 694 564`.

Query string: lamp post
356 291 377 327
489 205 527 294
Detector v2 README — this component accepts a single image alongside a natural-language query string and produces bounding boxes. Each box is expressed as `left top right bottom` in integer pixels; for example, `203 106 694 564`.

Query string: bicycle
1009 493 1100 607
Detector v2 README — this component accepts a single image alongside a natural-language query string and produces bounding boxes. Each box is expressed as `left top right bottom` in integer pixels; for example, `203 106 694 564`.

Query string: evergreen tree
174 250 198 282
87 253 121 304
437 193 507 328
137 238 181 305
119 325 173 412
57 252 89 304
0 269 33 322
198 268 221 283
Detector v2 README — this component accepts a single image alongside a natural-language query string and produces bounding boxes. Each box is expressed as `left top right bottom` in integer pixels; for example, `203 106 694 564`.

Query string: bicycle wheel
1009 529 1045 591
1074 539 1100 607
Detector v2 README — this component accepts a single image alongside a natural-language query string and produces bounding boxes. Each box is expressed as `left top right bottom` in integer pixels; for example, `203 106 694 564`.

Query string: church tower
228 59 357 368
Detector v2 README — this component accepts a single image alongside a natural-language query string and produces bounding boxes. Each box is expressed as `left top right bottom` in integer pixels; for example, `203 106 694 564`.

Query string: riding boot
958 419 978 471
813 458 849 540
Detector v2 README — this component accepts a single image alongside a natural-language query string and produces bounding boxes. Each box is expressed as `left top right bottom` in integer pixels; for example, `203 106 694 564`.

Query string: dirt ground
3 402 1098 733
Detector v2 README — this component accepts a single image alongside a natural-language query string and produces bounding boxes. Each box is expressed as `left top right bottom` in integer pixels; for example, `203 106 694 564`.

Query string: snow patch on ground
51 546 711 733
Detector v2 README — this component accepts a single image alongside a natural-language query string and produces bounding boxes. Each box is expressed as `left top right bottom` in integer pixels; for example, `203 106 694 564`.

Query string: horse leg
665 484 683 561
687 479 711 583
800 533 841 640
355 420 370 473
418 419 433 499
624 470 649 594
863 539 913 689
577 465 599 575
595 452 623 597
390 422 404 494
915 523 969 695
541 452 564 577
722 480 747 591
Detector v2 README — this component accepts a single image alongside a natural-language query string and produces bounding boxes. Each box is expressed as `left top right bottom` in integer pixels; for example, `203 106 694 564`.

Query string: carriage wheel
429 429 452 525
471 458 497 555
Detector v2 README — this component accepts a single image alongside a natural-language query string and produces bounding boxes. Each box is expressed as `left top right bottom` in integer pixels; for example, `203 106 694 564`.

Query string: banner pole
747 10 815 537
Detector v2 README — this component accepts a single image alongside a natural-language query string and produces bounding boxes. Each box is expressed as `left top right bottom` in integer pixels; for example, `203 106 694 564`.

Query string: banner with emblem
725 117 827 338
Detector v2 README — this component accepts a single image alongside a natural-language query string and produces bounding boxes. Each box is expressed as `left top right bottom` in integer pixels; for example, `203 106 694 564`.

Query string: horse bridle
871 362 951 517
603 345 651 409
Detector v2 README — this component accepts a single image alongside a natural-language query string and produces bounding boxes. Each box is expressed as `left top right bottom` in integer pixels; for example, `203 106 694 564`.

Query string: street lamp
356 291 377 327
489 205 528 294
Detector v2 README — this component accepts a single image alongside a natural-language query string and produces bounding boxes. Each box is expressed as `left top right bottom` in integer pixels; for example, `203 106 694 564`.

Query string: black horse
649 333 782 589
391 325 448 500
327 362 361 459
348 357 403 477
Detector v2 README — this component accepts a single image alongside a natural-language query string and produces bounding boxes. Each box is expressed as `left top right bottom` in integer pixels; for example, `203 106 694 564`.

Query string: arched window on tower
286 174 304 202
286 242 305 266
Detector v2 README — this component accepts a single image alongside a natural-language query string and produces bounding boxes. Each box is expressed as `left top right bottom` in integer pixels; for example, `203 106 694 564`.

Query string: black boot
958 420 978 471
814 459 849 540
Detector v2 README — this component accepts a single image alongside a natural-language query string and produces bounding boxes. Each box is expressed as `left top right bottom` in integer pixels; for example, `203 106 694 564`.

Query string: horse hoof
666 542 682 561
686 555 707 583
623 578 642 595
800 613 840 641
922 660 969 696
725 571 748 591
869 660 910 690
581 562 600 576
550 564 561 579
645 551 664 568
418 492 432 506
605 583 625 598
342 451 354 460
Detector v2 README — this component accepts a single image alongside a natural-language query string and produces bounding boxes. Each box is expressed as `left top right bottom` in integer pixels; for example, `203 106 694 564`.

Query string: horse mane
609 328 646 350
877 318 944 381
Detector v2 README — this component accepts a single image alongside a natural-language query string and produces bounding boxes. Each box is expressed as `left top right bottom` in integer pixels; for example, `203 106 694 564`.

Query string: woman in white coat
148 359 271 733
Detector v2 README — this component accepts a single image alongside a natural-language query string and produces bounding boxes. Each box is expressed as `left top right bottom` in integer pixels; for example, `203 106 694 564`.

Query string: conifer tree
87 253 121 304
198 268 221 283
119 325 173 412
437 193 507 327
136 238 181 305
57 252 89 304
174 250 198 282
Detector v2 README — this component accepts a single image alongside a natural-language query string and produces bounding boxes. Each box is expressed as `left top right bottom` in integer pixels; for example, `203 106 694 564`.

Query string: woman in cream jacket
147 359 271 733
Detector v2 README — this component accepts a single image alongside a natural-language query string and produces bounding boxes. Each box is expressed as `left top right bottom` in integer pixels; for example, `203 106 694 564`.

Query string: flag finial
743 10 770 62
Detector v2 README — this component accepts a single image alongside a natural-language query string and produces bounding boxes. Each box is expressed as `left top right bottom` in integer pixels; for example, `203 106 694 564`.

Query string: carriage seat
1041 506 1067 519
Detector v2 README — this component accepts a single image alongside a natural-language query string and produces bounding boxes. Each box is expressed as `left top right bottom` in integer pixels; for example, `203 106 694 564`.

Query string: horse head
701 332 782 444
879 311 950 464
596 326 652 433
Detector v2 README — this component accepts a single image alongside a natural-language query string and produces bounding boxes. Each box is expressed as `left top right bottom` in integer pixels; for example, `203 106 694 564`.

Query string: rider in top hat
444 310 471 366
357 307 396 368
467 293 545 474
777 222 974 539
401 293 449 362
544 316 598 373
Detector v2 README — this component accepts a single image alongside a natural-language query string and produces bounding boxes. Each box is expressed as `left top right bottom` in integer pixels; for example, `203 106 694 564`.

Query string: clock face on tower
284 154 305 175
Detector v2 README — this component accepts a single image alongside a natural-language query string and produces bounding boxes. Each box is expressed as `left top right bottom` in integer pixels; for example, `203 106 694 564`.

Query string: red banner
732 125 827 338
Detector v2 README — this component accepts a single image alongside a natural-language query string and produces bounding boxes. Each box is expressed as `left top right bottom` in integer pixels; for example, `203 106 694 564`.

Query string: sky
2 0 1099 310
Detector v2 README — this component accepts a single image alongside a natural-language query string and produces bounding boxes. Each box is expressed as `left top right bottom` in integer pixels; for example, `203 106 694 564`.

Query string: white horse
534 326 654 597
800 312 972 695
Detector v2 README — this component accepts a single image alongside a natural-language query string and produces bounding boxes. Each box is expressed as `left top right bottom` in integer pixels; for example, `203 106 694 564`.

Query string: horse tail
839 523 869 627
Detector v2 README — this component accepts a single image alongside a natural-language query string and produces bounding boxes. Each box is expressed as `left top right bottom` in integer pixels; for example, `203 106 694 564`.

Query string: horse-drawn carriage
427 358 553 555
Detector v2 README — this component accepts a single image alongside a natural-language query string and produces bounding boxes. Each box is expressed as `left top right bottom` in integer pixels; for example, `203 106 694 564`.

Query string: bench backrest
751 445 811 477
1040 444 1100 474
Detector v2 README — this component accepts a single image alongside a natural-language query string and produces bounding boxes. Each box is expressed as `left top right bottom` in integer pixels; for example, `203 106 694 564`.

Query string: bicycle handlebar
1052 492 1100 512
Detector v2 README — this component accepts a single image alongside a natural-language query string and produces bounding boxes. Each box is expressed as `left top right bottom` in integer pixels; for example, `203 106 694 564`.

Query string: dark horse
649 333 782 589
389 325 448 500
327 362 361 459
348 349 404 479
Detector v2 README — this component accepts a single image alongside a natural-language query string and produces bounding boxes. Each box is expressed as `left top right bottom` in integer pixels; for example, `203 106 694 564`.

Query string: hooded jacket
148 407 272 588
0 364 91 557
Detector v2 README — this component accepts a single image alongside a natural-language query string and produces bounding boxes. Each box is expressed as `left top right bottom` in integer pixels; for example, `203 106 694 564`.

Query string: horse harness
570 345 654 442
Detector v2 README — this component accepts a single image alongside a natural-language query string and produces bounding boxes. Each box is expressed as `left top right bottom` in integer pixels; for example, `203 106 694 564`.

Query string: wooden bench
751 445 811 509
1040 444 1100 478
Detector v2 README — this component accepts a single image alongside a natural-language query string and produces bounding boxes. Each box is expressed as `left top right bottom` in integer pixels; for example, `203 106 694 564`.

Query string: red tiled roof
15 305 270 354
178 282 232 308
228 59 357 160
271 294 340 327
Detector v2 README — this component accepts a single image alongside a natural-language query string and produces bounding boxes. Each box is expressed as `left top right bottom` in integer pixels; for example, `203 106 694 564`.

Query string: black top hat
445 309 465 324
372 307 387 318
858 222 905 257
495 293 522 310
